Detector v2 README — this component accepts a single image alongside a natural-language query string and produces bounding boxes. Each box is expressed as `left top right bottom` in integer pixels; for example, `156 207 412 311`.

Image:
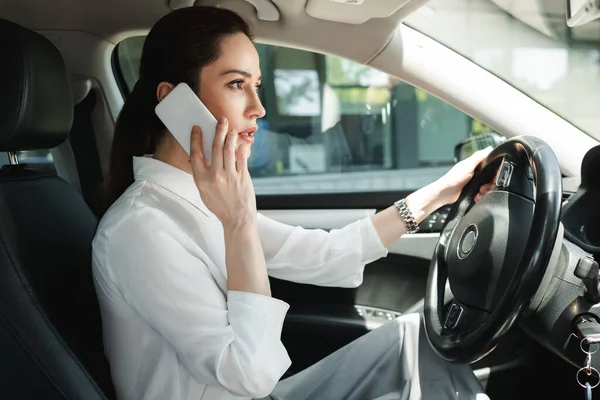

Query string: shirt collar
133 155 210 217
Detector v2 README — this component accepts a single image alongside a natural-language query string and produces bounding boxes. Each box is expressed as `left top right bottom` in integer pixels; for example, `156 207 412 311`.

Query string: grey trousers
258 313 489 400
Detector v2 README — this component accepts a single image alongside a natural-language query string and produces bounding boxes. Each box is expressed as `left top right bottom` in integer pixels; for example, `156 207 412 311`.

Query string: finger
223 129 238 171
463 147 493 171
476 145 494 154
472 146 493 161
475 182 495 201
236 143 250 173
211 117 229 169
480 182 495 192
189 125 207 173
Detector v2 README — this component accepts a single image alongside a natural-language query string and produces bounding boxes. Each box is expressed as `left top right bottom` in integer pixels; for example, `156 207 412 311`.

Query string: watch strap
394 198 419 234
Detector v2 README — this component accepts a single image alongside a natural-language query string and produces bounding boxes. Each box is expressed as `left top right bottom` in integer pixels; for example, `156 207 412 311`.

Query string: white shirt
92 156 388 400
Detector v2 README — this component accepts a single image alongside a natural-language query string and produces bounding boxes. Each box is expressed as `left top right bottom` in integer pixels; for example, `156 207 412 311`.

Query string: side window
113 38 495 195
250 44 490 194
114 36 145 96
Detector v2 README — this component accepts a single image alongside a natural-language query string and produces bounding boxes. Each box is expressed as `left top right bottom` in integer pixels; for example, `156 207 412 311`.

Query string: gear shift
575 256 600 303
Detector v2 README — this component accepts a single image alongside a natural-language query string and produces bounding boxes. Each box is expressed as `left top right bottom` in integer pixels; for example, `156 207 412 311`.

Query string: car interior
1 0 600 399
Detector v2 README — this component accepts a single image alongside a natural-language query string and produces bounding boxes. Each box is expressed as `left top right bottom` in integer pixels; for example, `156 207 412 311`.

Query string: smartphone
155 82 217 164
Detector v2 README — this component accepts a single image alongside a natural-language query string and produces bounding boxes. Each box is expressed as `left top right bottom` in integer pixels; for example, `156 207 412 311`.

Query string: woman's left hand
436 147 494 205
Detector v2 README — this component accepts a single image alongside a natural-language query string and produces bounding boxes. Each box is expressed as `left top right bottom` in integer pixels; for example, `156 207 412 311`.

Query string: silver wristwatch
393 198 419 234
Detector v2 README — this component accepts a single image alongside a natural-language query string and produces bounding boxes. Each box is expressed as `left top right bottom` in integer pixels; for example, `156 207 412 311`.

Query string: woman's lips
238 133 254 144
238 127 257 144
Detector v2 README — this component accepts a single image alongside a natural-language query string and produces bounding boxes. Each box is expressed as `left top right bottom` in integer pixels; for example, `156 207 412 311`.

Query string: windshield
405 0 600 140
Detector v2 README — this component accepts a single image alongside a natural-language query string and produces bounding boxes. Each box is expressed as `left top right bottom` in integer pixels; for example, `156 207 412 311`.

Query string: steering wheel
424 136 562 363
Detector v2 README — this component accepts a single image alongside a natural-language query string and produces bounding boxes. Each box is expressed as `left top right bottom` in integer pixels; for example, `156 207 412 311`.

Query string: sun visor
305 0 426 24
170 0 280 21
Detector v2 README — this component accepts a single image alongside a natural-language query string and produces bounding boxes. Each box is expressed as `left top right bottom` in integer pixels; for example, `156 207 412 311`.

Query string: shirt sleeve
257 213 388 287
106 211 291 398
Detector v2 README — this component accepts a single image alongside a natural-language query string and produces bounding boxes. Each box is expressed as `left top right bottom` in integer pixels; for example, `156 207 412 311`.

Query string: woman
93 6 493 400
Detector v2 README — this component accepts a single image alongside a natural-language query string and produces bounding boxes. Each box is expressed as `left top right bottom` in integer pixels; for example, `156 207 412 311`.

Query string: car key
577 335 599 399
577 316 600 343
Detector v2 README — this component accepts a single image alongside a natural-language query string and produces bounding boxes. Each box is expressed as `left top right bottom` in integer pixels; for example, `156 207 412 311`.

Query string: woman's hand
189 118 256 228
436 147 494 205
190 119 270 296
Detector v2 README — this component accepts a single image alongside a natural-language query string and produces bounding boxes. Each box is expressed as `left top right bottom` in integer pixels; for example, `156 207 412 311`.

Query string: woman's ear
156 82 175 102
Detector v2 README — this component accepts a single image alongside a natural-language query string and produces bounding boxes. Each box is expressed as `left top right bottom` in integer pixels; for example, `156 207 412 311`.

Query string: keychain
577 338 600 399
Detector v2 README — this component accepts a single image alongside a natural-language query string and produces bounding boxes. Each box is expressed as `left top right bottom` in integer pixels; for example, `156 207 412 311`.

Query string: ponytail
102 77 165 213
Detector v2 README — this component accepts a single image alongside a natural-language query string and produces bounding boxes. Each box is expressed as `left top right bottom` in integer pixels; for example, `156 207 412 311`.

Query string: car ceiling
1 0 430 63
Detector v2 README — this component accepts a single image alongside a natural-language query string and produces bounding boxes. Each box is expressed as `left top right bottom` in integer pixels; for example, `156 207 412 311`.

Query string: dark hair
103 6 252 212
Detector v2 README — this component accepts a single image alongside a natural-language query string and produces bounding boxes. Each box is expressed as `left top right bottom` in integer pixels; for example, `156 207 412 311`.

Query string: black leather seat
0 19 115 399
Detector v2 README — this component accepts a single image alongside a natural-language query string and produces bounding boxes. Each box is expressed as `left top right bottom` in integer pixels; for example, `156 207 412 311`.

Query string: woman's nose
247 92 266 119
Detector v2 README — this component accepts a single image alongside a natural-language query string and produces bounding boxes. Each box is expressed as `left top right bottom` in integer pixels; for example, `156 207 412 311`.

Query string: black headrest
0 19 73 152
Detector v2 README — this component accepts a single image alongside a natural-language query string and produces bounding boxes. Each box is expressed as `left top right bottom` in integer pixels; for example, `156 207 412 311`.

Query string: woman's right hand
189 118 257 228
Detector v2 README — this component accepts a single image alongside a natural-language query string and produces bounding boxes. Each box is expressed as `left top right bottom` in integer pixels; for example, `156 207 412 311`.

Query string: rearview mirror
566 0 600 27
454 132 505 163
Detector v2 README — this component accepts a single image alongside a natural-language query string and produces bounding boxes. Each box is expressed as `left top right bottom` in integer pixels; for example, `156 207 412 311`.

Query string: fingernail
219 117 227 124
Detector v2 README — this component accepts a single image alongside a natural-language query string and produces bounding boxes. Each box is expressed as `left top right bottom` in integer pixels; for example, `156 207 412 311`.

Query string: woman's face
198 33 266 149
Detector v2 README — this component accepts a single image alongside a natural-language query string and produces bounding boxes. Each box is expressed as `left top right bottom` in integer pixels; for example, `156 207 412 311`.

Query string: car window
114 36 144 96
114 37 496 195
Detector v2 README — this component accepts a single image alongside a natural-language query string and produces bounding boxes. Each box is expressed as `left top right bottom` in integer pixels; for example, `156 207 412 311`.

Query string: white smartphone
155 82 217 164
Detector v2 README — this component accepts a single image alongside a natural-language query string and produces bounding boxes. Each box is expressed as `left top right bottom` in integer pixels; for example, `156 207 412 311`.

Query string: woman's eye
229 80 244 90
229 80 261 92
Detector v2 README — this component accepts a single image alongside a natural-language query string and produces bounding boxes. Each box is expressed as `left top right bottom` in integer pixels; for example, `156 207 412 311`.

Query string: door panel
270 255 431 376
